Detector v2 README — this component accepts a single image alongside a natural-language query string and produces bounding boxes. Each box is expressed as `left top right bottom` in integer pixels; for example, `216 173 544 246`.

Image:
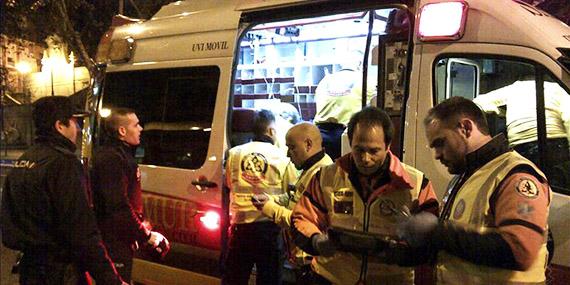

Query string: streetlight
69 52 76 94
15 61 32 103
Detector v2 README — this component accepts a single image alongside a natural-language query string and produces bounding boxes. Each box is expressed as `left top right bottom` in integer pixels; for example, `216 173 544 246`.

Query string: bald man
252 122 333 274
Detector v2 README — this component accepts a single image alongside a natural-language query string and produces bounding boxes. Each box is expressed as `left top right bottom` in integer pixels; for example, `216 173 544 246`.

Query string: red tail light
199 211 220 230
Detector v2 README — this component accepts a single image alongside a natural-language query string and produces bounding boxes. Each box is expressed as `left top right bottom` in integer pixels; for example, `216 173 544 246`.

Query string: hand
251 193 269 210
311 233 337 257
148 231 166 247
397 212 438 247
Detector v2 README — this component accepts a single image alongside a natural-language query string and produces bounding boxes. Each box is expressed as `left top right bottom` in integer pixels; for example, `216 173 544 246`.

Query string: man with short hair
91 107 169 282
292 107 438 284
1 96 126 285
399 96 551 284
252 122 333 276
222 109 297 285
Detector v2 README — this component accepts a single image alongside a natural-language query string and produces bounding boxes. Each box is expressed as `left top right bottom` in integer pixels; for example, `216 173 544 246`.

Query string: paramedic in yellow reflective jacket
251 122 333 280
314 49 373 160
400 97 551 284
292 107 439 285
223 109 297 285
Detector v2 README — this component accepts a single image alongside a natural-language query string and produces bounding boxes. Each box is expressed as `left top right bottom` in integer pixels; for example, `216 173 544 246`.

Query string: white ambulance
92 0 570 284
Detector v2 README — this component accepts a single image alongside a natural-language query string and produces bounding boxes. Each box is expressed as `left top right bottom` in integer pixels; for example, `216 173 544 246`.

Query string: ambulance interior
231 7 410 155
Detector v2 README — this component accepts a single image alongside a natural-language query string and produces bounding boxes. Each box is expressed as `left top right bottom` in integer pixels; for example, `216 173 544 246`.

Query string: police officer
1 96 126 285
399 97 551 284
251 122 333 278
292 107 438 284
91 107 169 283
222 109 297 285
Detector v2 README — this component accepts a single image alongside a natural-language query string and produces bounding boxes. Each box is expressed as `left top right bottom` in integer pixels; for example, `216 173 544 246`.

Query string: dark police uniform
1 134 123 285
91 137 150 281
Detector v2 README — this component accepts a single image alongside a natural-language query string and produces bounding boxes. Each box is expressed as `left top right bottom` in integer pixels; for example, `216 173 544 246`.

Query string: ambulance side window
102 66 220 169
435 57 570 194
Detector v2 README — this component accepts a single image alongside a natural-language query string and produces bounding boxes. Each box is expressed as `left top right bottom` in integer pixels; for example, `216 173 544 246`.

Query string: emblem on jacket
240 152 268 184
516 179 539 199
379 199 397 216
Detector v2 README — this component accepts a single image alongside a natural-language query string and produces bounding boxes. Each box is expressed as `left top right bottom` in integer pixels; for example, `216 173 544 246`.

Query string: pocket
332 188 354 215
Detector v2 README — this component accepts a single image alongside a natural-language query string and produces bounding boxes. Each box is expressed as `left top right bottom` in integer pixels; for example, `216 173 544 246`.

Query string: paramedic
473 78 570 190
251 122 333 279
313 51 365 160
223 109 297 285
292 107 438 284
400 97 551 284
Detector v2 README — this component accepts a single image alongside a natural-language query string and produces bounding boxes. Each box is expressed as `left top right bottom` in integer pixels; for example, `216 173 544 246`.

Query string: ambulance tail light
199 210 221 231
417 1 468 42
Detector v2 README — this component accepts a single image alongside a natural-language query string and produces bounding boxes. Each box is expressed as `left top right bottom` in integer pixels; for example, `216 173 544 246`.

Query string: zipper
357 193 373 283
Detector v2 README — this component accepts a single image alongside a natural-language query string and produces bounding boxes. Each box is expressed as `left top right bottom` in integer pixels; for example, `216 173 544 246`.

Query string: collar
300 150 326 171
103 136 137 156
36 133 77 153
253 134 274 144
465 134 509 174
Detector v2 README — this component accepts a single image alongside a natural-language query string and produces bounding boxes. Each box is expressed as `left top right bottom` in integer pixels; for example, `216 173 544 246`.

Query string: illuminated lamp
199 211 221 230
417 1 468 41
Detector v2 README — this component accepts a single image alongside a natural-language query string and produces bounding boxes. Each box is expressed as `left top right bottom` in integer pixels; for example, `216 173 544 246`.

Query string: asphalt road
1 243 20 285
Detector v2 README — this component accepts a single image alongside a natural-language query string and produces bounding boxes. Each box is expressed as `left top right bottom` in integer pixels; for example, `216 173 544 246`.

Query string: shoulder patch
516 179 539 199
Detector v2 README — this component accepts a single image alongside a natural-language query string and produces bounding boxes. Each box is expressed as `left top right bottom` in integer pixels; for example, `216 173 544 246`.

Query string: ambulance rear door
97 1 241 282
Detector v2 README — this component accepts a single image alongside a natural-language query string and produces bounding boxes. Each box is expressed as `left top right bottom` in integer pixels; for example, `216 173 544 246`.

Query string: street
1 243 20 285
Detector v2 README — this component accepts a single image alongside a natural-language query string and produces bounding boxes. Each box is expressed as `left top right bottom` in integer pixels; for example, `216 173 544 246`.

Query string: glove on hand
251 193 269 210
148 231 166 247
397 212 438 248
147 231 171 260
312 233 337 257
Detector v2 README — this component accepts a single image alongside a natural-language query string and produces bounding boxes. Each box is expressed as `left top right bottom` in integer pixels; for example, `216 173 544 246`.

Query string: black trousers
19 253 89 285
104 239 135 282
317 122 346 161
222 221 283 285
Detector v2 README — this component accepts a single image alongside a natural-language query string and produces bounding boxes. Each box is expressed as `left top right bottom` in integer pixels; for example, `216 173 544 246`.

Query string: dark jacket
91 137 149 247
1 134 123 284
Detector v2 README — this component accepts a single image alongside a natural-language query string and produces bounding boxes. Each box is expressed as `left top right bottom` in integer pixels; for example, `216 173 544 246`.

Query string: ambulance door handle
191 176 218 191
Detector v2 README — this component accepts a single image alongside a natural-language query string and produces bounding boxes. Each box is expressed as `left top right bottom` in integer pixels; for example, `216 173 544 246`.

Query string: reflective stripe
312 162 422 285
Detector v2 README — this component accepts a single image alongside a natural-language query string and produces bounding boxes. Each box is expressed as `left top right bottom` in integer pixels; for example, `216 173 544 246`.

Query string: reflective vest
314 69 363 126
288 154 333 265
227 141 294 224
313 162 424 285
437 151 550 285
